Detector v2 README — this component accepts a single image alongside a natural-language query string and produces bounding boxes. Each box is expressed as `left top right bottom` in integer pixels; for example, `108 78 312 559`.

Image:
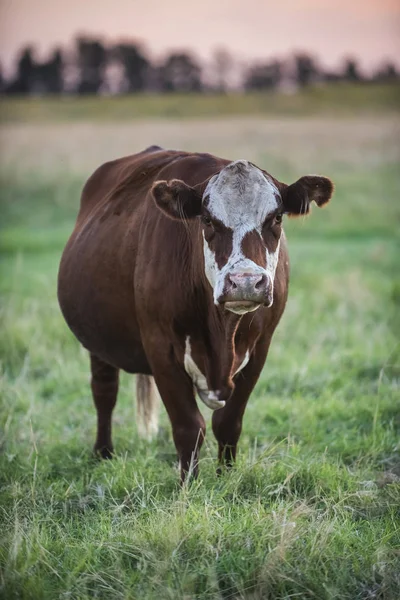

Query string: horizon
1 0 399 77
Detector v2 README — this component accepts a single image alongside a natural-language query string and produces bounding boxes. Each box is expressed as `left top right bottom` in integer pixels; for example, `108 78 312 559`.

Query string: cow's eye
275 214 283 224
202 215 212 226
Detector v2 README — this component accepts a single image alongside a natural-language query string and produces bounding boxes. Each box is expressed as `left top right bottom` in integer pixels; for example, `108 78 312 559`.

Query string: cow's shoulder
77 148 228 221
154 151 230 189
77 148 175 217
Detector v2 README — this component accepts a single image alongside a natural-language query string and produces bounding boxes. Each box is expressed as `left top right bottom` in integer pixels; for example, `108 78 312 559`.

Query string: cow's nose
227 272 268 294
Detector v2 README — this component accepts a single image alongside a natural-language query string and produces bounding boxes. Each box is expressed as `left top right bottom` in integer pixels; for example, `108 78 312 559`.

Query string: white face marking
202 230 218 287
184 337 225 410
265 240 281 294
202 160 282 310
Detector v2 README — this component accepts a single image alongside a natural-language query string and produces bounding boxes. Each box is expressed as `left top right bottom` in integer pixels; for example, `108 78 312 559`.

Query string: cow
58 146 334 482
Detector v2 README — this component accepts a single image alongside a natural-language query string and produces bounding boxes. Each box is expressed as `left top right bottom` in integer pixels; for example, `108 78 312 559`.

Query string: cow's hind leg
90 353 119 459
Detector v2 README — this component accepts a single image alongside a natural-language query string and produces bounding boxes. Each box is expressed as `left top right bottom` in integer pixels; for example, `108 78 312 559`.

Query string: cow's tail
136 375 160 440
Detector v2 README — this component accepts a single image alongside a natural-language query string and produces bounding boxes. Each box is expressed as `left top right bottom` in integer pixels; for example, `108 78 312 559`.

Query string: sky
1 0 399 75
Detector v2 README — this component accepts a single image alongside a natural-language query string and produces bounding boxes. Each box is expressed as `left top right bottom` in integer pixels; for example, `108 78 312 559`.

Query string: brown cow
58 146 333 481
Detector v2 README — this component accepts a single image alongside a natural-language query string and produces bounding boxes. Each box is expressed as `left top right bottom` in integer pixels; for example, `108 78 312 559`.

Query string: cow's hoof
94 446 114 460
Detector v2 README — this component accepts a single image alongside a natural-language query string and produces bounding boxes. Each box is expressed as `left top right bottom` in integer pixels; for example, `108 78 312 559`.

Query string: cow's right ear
151 179 202 220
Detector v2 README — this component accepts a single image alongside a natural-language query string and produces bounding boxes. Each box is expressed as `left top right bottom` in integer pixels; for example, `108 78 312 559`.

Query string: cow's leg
173 405 206 483
212 339 270 469
90 353 119 459
150 358 205 482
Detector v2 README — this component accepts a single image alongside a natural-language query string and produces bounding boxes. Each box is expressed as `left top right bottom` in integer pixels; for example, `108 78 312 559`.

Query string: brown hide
58 147 290 479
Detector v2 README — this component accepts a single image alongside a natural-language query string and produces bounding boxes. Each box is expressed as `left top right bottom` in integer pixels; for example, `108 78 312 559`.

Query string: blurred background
1 0 400 96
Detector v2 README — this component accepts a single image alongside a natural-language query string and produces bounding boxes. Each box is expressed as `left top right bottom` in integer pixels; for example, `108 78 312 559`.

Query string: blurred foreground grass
0 101 399 599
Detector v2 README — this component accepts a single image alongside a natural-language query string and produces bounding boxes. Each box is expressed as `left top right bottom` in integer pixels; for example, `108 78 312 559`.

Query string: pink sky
1 0 399 74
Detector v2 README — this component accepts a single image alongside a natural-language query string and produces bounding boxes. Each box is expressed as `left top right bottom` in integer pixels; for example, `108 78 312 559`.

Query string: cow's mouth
224 300 262 315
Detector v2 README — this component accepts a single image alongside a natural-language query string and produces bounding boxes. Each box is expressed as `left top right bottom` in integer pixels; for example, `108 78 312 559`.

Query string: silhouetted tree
343 58 361 82
372 62 399 83
158 52 202 92
112 43 149 92
4 36 398 97
294 53 318 87
76 37 107 94
34 49 64 93
6 46 36 94
244 60 282 91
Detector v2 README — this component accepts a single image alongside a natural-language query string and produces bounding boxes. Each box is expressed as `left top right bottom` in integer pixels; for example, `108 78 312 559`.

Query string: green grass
0 107 400 599
1 84 400 124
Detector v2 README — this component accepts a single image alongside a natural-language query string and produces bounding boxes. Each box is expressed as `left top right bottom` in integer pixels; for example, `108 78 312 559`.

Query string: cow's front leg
172 408 206 482
212 339 270 469
149 353 206 482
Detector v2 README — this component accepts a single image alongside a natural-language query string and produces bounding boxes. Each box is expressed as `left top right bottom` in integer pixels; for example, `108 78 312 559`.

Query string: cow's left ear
282 175 334 216
151 179 202 220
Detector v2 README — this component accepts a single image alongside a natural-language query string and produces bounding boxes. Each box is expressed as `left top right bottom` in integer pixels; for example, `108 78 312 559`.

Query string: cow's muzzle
219 271 273 313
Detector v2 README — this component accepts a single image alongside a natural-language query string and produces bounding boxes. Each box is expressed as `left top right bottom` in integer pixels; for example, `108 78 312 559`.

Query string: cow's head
152 160 333 314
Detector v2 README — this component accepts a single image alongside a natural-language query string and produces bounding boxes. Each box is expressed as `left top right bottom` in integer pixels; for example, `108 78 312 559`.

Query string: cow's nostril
255 275 266 290
229 277 238 290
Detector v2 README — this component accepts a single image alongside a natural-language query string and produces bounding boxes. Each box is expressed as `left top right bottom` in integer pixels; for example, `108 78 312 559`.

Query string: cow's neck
186 282 243 401
207 305 241 398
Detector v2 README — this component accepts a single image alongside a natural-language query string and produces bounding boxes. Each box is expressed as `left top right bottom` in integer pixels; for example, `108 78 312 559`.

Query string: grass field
1 84 400 124
1 93 400 599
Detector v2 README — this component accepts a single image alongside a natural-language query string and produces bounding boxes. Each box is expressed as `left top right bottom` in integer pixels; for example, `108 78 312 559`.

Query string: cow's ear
282 175 334 216
151 179 202 220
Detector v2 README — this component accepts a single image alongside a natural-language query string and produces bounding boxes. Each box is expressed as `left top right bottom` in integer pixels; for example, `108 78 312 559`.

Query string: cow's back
76 146 168 220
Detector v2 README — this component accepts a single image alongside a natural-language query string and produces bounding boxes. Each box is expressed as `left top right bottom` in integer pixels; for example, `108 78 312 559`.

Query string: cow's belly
58 220 151 373
184 337 249 410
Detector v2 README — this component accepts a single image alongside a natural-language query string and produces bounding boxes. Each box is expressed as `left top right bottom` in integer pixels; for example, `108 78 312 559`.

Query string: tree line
1 36 398 96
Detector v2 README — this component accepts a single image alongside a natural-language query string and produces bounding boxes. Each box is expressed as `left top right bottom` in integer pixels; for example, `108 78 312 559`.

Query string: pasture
0 91 400 599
